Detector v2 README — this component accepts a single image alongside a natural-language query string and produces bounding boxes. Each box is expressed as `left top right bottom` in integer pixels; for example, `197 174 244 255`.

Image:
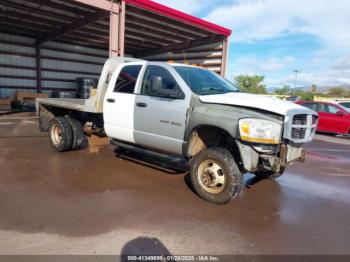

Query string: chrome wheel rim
51 122 62 146
198 159 226 194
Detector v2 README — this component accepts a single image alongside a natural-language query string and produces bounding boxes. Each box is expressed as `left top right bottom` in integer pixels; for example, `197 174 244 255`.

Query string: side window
319 104 339 114
318 103 326 112
327 105 341 114
114 65 142 94
141 65 181 97
303 103 318 111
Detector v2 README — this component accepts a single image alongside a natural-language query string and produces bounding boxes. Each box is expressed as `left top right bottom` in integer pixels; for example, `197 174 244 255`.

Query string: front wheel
190 147 243 205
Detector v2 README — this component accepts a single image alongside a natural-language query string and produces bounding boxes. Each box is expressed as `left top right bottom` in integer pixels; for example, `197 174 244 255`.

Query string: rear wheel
190 147 243 205
48 117 73 152
66 117 86 150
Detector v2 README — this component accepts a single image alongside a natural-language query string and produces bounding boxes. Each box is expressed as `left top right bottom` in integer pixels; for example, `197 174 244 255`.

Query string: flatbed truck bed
36 98 100 113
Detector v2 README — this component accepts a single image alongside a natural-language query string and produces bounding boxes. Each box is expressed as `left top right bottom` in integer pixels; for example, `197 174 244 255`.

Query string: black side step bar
111 139 188 166
111 139 188 164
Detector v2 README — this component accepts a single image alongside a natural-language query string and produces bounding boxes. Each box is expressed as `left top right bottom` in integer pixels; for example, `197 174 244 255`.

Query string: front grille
292 114 307 125
284 113 318 143
292 127 307 139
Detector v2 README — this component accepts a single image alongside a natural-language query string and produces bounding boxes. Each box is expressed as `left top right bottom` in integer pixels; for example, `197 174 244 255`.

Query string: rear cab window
114 65 142 94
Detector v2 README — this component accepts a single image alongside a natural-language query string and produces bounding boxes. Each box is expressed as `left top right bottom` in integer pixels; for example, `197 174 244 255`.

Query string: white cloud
264 69 350 88
231 53 350 87
215 0 350 87
332 55 350 71
234 55 295 73
205 0 350 44
155 0 350 87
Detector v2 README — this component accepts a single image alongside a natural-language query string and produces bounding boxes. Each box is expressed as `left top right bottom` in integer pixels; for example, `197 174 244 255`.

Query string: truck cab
37 58 318 204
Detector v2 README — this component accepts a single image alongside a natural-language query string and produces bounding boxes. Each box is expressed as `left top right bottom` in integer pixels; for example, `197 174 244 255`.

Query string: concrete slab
0 115 350 255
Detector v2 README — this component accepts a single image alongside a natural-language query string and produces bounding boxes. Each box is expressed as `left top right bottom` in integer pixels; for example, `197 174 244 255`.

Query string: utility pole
293 70 300 95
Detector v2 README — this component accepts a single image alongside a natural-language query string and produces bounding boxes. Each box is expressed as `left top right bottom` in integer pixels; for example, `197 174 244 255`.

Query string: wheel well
38 105 73 131
186 125 244 170
38 105 90 131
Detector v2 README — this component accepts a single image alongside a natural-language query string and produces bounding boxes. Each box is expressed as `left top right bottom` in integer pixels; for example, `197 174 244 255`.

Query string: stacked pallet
0 98 12 111
12 92 48 111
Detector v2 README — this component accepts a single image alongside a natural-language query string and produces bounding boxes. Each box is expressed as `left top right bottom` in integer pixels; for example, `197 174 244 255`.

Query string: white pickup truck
37 57 318 204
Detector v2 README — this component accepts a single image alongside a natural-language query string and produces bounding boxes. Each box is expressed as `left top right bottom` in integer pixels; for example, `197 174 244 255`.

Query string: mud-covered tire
190 147 243 205
48 117 73 152
66 117 86 150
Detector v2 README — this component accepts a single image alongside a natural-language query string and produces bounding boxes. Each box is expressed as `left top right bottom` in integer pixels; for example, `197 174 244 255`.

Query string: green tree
234 75 267 94
294 90 314 101
328 87 348 97
274 85 291 95
310 84 317 94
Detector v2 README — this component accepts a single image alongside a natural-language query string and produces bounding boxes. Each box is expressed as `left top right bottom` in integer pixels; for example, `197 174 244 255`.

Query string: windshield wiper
225 90 240 93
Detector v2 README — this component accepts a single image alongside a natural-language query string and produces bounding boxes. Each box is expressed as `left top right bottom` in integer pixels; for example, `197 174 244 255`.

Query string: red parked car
296 101 350 135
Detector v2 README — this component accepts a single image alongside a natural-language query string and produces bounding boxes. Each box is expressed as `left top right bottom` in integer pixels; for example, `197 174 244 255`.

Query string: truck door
134 65 191 154
104 64 143 143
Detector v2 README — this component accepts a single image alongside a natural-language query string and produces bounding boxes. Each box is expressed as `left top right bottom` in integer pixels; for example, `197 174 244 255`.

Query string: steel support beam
109 4 120 57
35 40 42 93
37 11 109 45
109 1 125 57
118 1 126 57
221 37 229 77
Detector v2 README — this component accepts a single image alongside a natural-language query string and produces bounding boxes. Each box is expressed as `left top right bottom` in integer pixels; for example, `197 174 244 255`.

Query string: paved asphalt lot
0 113 349 255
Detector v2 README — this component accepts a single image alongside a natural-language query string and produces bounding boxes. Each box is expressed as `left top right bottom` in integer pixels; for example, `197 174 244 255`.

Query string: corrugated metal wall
0 33 36 98
0 32 108 99
1 31 224 99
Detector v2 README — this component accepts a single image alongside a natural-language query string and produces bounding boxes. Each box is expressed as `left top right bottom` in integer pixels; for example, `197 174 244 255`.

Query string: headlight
239 118 282 144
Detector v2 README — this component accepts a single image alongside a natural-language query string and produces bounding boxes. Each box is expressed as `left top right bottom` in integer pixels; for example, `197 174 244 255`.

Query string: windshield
174 66 239 95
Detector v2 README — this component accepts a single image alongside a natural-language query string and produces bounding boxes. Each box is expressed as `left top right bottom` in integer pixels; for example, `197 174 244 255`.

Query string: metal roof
124 0 232 37
0 0 230 56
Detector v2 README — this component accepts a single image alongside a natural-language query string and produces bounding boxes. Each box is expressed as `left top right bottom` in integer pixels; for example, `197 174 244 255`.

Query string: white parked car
334 100 350 111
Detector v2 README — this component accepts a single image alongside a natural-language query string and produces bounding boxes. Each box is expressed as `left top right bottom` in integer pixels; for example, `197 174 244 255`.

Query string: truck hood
199 93 307 116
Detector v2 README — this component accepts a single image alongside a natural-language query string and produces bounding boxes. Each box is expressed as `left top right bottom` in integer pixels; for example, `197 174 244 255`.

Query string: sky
156 0 350 89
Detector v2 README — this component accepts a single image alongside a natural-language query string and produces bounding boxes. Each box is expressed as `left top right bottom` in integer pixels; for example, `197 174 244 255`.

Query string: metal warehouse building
0 0 231 99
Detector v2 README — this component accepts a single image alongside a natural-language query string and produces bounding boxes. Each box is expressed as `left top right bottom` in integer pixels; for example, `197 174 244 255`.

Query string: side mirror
149 76 184 99
336 111 345 116
150 76 162 91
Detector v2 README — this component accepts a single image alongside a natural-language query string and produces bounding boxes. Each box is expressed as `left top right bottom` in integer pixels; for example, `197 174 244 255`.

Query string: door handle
136 102 148 108
107 98 115 103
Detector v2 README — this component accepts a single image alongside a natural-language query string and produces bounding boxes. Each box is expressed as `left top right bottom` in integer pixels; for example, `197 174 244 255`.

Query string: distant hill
268 84 350 93
313 84 350 93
